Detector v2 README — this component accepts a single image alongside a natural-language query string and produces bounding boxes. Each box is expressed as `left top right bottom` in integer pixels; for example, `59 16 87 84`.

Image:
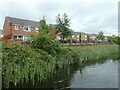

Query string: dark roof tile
7 17 40 27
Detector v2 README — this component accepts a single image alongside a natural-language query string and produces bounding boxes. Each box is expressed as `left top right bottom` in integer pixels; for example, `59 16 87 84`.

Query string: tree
97 31 105 42
39 17 50 33
87 34 90 43
108 35 120 45
79 32 82 44
55 13 72 43
30 18 59 56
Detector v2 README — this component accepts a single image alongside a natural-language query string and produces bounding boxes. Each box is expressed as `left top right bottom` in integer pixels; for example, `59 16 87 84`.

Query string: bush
55 47 80 68
2 43 56 88
30 30 60 56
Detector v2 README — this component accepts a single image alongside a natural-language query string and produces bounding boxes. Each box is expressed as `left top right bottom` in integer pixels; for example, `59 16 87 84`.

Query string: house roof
87 33 97 36
72 32 88 36
72 32 80 36
49 24 56 28
6 17 40 27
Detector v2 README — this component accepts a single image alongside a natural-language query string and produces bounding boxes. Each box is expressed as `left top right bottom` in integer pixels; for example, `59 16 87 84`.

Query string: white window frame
23 36 28 42
15 25 19 30
35 27 39 32
23 26 31 31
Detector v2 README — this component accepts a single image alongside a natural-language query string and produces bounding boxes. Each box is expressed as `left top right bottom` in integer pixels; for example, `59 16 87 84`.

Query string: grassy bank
71 45 119 62
2 43 119 88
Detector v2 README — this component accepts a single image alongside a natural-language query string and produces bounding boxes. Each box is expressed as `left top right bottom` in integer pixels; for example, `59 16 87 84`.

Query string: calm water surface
69 59 118 88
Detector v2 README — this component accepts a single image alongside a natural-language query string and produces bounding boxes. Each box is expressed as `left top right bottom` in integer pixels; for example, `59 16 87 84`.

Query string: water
9 58 119 89
69 59 118 88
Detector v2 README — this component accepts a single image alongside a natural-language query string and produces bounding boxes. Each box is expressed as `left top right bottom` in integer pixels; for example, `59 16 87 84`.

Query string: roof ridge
6 16 39 23
6 16 40 27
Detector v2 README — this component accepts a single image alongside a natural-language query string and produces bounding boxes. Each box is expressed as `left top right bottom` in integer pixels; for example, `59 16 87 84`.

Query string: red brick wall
3 17 11 36
3 18 39 37
11 25 38 35
49 24 57 38
3 19 58 42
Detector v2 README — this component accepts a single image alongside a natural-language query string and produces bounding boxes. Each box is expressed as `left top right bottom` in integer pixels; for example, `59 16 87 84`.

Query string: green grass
72 45 118 62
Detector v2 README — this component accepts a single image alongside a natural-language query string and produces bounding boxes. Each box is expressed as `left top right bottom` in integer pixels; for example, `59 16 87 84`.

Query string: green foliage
56 13 72 41
2 43 56 88
2 15 119 89
108 35 120 45
72 45 118 62
30 30 60 56
79 33 82 42
56 47 80 68
39 17 50 33
30 18 60 56
2 43 118 88
97 31 105 41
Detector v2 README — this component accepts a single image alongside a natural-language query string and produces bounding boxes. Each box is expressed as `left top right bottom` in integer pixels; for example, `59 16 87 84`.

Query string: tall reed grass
2 43 56 88
2 43 118 88
72 45 118 63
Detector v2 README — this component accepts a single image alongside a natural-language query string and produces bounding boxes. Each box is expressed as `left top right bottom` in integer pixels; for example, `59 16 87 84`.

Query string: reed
2 43 118 88
2 43 56 88
72 45 118 63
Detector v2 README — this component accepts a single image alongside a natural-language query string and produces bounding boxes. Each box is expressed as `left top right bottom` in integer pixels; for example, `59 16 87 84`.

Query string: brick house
72 32 98 43
3 17 40 42
71 32 89 43
72 32 80 43
88 34 97 43
49 24 61 40
81 32 88 43
3 17 57 43
49 24 56 38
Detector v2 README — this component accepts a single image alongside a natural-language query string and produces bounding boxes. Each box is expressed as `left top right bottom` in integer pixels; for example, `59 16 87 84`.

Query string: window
14 36 18 40
18 36 23 39
35 27 39 32
77 35 79 38
14 35 23 40
24 26 31 31
23 36 28 42
15 25 19 30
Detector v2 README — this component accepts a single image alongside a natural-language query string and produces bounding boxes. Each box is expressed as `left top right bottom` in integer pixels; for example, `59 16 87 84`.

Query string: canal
9 57 119 89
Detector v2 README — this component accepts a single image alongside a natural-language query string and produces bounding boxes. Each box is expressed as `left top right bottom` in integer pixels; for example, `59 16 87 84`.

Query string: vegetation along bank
2 43 118 88
2 14 119 88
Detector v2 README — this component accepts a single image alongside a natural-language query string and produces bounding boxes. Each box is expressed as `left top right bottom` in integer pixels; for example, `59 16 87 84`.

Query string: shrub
2 43 56 88
30 30 60 56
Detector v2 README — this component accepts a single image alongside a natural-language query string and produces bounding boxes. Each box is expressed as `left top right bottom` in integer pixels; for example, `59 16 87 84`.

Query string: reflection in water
9 56 119 89
70 60 118 88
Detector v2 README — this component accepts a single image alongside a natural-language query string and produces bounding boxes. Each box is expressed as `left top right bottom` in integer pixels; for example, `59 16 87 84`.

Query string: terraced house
72 32 98 43
2 17 57 43
2 16 107 44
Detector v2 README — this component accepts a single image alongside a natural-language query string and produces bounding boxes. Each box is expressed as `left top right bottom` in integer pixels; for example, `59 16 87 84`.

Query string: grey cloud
0 1 118 35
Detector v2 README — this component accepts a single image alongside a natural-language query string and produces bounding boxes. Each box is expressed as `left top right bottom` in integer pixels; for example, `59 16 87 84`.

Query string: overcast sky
0 0 119 36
